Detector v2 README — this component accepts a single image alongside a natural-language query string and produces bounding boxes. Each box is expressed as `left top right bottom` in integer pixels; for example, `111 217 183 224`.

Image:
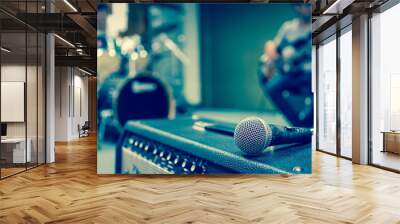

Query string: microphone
234 117 312 155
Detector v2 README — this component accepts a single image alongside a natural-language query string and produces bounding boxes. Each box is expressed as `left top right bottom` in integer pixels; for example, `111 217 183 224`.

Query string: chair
78 121 90 138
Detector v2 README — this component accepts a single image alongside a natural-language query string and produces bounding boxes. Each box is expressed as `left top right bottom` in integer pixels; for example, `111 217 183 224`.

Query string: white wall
1 65 26 141
1 65 26 82
71 73 89 138
55 67 89 141
1 64 46 163
1 82 25 122
55 67 69 141
1 65 34 138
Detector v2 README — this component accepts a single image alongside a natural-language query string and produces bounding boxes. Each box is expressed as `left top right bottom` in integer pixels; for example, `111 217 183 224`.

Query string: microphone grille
234 117 271 155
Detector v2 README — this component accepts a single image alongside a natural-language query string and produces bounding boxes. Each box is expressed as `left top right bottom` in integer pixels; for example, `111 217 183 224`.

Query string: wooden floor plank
0 135 400 223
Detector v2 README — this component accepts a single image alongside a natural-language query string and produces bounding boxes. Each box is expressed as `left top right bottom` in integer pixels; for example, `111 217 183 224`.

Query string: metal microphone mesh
234 117 272 155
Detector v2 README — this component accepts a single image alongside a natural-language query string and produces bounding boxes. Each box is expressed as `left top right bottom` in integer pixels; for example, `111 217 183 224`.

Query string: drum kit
97 32 186 147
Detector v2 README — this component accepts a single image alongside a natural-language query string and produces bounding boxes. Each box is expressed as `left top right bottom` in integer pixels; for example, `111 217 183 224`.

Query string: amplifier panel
122 148 173 174
118 133 234 174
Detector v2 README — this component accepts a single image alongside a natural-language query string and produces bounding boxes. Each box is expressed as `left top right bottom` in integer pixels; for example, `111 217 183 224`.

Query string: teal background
199 4 298 111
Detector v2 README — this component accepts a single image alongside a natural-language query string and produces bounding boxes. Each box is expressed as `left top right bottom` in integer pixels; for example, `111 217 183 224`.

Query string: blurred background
98 3 301 112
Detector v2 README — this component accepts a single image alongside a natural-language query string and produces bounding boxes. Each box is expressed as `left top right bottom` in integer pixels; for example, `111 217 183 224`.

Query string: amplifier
115 117 311 174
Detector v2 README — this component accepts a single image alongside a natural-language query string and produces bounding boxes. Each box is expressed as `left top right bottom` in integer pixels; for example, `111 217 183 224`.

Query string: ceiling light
78 67 93 76
63 0 78 12
323 0 341 14
54 34 75 48
322 0 354 15
1 47 11 53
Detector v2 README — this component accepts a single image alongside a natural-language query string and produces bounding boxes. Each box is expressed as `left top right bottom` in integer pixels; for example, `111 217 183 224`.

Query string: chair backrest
82 121 90 129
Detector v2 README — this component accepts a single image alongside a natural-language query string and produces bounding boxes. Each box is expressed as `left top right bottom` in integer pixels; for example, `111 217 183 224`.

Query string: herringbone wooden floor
1 135 400 224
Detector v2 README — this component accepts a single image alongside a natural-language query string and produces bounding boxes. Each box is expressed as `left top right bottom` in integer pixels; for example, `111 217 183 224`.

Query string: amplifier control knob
159 150 166 160
181 159 188 169
166 152 171 160
144 144 150 152
138 142 144 149
152 147 158 155
190 162 196 173
174 155 181 166
166 153 175 166
199 161 207 173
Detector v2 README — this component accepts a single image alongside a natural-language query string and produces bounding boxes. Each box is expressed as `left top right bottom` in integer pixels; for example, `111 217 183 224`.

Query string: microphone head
234 117 272 155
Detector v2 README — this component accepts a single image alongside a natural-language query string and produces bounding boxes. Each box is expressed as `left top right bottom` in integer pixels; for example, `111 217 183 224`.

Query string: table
1 138 31 163
382 131 400 154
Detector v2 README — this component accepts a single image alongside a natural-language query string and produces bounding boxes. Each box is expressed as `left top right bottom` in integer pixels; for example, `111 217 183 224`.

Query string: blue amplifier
115 117 311 174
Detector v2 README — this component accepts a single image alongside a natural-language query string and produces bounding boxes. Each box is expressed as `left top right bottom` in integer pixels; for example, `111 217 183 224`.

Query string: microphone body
234 117 312 155
268 125 312 146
